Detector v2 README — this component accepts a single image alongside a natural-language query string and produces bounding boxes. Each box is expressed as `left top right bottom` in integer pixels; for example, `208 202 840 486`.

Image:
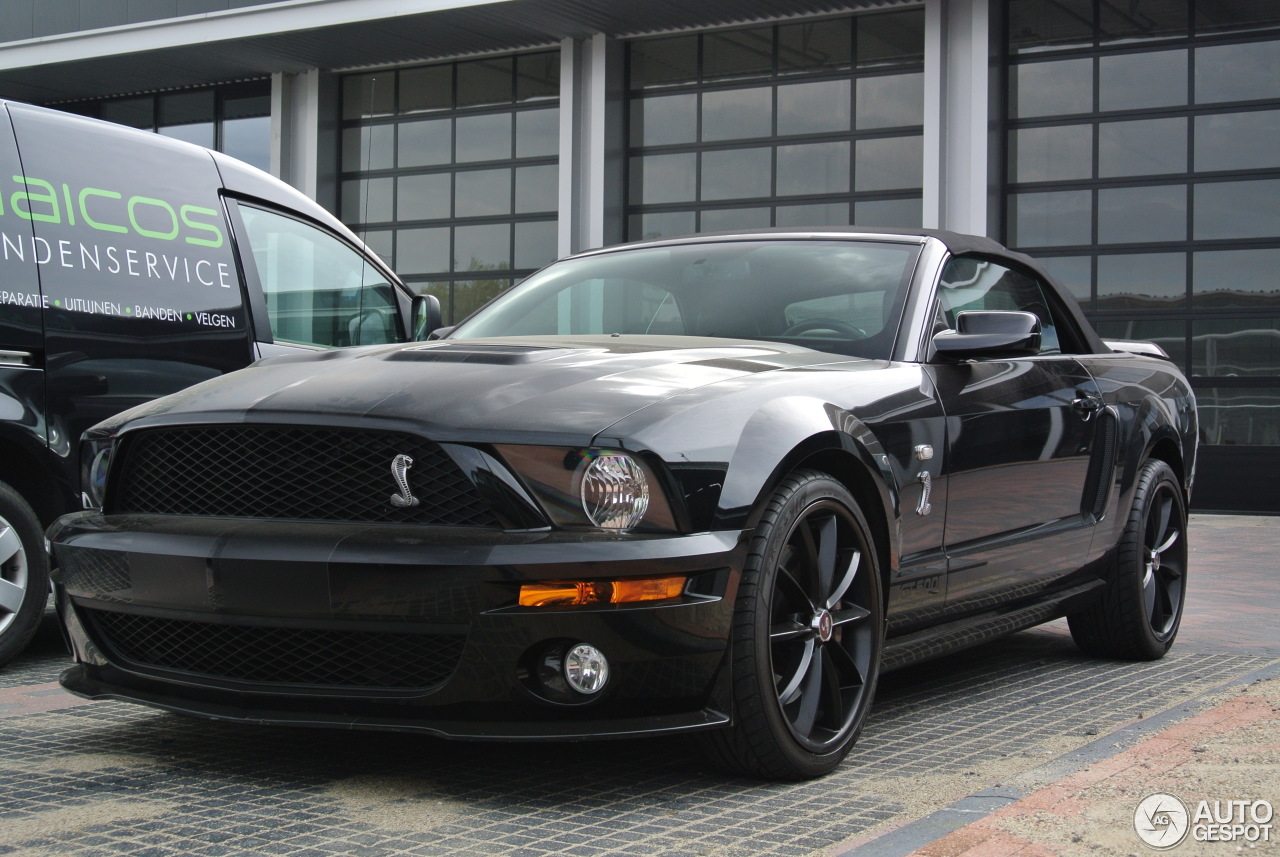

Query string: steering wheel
782 317 866 338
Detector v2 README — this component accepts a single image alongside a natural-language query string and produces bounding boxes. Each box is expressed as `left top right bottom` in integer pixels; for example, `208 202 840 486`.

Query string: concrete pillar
559 33 625 258
271 69 340 214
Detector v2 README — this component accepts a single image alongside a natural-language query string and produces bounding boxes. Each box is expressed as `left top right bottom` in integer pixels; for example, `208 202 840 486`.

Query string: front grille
113 426 499 526
85 608 465 691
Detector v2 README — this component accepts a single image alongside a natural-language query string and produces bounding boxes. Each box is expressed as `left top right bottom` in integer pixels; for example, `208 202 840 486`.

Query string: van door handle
0 349 35 367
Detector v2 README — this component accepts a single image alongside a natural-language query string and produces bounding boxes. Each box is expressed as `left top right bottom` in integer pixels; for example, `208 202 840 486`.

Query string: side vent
1080 410 1118 520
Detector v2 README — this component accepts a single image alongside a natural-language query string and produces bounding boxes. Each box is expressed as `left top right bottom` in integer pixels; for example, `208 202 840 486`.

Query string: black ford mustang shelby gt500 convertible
49 228 1196 780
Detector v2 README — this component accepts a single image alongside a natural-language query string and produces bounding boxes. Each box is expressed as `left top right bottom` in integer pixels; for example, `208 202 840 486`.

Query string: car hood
100 336 876 444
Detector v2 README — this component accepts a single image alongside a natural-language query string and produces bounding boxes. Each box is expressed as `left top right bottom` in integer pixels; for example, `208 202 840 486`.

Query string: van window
239 205 402 347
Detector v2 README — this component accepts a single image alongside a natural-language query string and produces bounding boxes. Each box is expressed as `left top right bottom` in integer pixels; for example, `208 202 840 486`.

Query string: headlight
493 445 680 532
580 453 649 530
80 438 116 510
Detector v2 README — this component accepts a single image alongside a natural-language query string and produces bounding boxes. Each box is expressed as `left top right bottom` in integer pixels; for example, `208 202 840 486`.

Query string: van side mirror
411 294 443 341
933 310 1041 359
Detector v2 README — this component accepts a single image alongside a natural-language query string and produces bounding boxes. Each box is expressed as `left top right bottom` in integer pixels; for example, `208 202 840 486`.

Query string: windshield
450 240 921 359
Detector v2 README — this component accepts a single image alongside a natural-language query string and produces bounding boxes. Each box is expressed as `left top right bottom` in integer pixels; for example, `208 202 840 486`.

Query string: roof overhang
0 0 918 104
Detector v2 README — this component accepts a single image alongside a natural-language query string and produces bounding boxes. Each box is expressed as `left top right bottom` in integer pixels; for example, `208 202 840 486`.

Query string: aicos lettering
1 175 223 248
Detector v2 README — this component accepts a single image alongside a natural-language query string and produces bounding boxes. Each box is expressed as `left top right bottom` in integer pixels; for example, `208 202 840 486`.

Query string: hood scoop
386 343 584 365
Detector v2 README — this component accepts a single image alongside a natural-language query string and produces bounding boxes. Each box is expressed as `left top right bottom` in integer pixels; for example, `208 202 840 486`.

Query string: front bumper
49 512 748 739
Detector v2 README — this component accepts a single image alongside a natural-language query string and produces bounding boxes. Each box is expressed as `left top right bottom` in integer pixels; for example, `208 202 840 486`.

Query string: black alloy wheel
1069 458 1188 660
703 469 883 780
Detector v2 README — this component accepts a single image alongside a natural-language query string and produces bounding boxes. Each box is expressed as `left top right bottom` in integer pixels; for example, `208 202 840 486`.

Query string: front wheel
0 480 49 668
1069 459 1187 660
702 469 883 780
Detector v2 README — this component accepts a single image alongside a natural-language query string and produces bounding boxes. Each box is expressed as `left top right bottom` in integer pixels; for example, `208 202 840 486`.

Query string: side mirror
411 294 443 342
933 310 1042 359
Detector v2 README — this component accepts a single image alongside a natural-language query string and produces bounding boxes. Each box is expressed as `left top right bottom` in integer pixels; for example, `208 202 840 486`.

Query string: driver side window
937 257 1063 355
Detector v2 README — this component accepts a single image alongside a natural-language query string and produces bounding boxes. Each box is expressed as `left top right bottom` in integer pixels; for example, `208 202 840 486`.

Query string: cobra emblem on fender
389 454 419 508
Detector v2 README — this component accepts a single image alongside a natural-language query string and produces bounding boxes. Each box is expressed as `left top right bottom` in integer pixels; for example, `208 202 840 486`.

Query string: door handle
1072 394 1103 419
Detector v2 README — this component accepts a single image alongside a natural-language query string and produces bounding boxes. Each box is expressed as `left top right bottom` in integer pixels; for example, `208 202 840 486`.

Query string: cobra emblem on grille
389 454 419 507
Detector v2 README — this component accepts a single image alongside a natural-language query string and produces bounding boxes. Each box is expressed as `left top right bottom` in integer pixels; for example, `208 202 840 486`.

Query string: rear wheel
0 480 49 668
1069 459 1187 660
702 469 883 780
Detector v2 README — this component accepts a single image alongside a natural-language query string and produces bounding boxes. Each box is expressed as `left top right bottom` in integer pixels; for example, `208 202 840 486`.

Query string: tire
702 469 883 780
1068 459 1187 661
0 480 49 669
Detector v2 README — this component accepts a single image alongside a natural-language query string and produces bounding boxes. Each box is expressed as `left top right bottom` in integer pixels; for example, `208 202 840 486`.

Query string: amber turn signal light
519 576 687 607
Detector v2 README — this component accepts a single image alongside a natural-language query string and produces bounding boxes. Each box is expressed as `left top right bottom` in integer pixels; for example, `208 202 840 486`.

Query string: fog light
564 643 609 695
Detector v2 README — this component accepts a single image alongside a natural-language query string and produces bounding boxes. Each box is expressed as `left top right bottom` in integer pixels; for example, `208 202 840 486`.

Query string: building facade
1 0 1276 511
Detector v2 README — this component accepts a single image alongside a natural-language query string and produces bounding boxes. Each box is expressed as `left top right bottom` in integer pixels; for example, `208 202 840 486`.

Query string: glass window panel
700 207 771 232
454 224 511 272
1100 49 1187 111
515 164 558 213
224 94 270 120
457 58 513 108
516 108 559 157
1196 111 1280 172
702 87 773 141
514 220 558 270
1193 249 1280 309
1098 185 1187 244
776 202 851 227
630 36 698 89
1094 319 1187 369
778 19 852 74
160 90 214 126
1010 58 1094 118
456 113 512 163
342 124 396 172
630 94 697 147
630 153 697 204
704 28 773 82
857 9 925 67
1035 255 1093 304
630 210 696 241
776 80 851 136
854 135 923 191
101 97 154 129
1009 190 1093 247
777 142 849 196
453 278 512 322
223 115 271 172
398 118 452 168
1100 0 1188 43
343 72 395 119
400 65 452 114
1195 387 1280 446
397 173 452 221
516 52 559 102
1196 1 1280 35
1193 318 1280 377
1195 179 1280 240
853 197 922 229
1010 124 1093 183
1096 252 1186 310
454 169 512 218
856 73 923 129
361 229 394 268
1098 117 1187 177
340 177 394 224
1195 40 1280 103
700 147 772 200
159 122 214 148
1009 0 1094 54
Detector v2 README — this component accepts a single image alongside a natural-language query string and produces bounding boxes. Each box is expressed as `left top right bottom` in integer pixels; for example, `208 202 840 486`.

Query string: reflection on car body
49 228 1197 780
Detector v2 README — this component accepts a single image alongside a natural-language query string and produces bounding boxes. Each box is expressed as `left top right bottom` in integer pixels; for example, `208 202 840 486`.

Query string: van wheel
1069 459 1187 661
0 481 48 668
701 469 883 780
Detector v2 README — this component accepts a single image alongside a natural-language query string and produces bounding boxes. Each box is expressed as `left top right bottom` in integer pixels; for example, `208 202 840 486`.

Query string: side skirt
882 580 1105 672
